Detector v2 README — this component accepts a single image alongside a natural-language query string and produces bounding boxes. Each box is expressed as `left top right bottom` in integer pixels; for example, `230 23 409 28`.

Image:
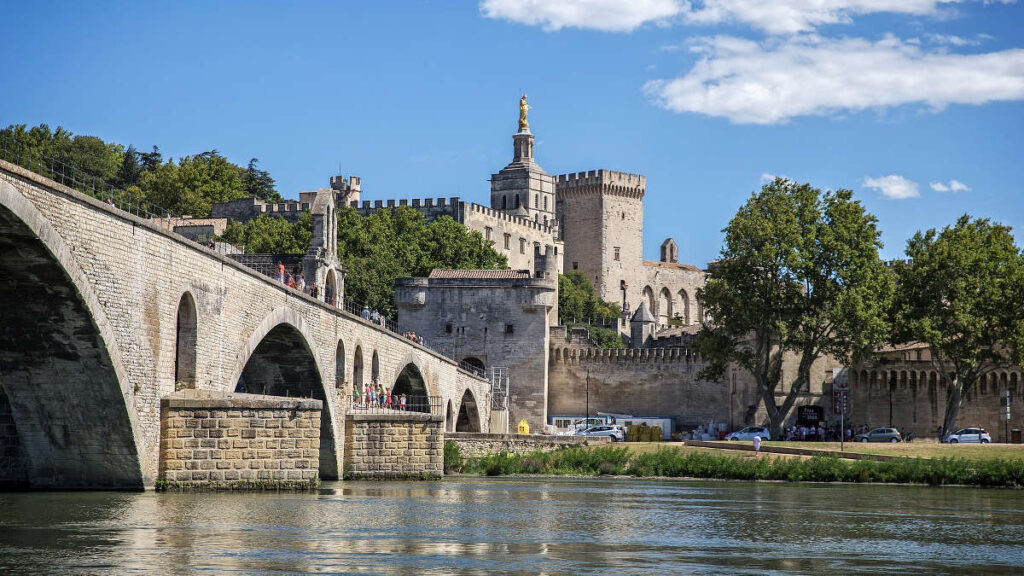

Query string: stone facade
396 268 556 432
849 345 1024 441
158 390 321 489
446 431 608 458
344 413 443 479
0 387 27 487
0 160 489 489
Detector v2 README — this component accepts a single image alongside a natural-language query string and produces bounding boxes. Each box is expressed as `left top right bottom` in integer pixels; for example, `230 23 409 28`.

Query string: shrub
443 440 462 473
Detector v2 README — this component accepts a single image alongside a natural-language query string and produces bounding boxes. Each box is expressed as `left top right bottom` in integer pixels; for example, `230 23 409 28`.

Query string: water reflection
1 479 1022 574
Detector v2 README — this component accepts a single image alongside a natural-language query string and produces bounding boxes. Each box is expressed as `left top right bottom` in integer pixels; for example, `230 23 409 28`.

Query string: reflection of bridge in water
0 154 490 490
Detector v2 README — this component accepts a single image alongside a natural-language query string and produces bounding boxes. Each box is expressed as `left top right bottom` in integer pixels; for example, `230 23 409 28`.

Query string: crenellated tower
555 169 645 305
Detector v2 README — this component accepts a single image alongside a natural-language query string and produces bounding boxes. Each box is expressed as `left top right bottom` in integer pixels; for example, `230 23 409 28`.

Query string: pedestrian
310 283 319 299
297 273 306 292
417 335 424 346
362 306 371 320
286 274 296 289
385 388 392 409
276 260 285 283
400 393 407 411
753 434 762 455
370 309 380 323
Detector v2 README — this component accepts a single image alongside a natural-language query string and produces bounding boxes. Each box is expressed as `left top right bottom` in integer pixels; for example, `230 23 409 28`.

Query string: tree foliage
558 271 621 321
892 215 1024 435
219 206 508 321
697 178 892 437
1 123 273 218
219 211 313 255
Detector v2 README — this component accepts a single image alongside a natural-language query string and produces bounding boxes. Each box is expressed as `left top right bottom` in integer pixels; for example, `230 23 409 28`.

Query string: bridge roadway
0 160 490 489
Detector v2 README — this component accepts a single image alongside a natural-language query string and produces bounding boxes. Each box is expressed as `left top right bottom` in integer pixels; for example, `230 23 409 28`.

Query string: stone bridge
0 160 490 489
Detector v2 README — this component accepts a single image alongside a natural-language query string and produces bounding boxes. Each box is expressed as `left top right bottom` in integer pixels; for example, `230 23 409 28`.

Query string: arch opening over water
175 292 197 391
235 322 338 480
456 389 481 432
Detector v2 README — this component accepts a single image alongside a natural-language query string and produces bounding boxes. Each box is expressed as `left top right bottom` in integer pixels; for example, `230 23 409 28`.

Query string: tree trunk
941 375 964 439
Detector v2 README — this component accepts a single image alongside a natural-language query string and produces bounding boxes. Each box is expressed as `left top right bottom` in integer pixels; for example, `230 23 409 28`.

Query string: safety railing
0 133 182 232
345 394 441 416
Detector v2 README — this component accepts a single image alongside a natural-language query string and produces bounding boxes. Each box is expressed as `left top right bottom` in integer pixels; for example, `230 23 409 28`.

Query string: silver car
943 428 992 444
854 427 902 443
725 426 771 441
576 425 625 442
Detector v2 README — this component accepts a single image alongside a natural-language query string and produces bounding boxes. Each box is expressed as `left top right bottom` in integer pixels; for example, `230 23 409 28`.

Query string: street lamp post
586 367 590 427
889 372 895 428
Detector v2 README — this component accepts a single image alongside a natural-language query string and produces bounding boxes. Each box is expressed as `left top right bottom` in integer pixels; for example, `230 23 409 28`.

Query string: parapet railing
0 133 182 232
345 394 441 416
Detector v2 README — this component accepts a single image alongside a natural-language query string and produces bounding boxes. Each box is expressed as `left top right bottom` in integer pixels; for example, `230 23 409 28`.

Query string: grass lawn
589 442 808 459
761 441 1024 461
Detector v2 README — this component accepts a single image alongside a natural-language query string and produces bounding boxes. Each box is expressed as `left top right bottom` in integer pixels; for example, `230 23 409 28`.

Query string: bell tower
490 95 557 230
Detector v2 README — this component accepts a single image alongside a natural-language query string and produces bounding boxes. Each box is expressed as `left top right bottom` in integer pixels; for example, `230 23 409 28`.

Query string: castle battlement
550 346 701 365
351 196 462 210
468 202 555 235
556 169 646 190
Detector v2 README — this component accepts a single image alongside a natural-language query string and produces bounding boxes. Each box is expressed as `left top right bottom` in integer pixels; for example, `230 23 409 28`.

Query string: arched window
658 287 673 325
353 346 364 390
371 350 380 385
335 341 346 391
514 194 520 209
502 195 507 210
677 289 691 325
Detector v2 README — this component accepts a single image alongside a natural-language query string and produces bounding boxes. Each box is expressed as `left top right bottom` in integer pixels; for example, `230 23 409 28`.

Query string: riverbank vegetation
445 442 1024 487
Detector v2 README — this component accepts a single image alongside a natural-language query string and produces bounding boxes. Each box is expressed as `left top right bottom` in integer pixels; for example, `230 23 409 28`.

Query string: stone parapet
447 432 609 458
158 391 321 490
344 413 444 479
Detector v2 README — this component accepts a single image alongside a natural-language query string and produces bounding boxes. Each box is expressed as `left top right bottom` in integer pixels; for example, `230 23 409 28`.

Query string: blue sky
2 1 1022 265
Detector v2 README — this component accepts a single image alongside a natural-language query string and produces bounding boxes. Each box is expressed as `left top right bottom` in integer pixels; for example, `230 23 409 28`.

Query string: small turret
630 302 656 349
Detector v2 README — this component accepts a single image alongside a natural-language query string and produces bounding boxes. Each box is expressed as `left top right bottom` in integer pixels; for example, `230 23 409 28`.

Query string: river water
1 478 1022 575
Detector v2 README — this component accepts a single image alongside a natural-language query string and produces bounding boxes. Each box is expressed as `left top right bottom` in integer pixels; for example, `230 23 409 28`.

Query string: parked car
943 428 992 444
854 427 902 443
576 425 625 442
725 426 771 441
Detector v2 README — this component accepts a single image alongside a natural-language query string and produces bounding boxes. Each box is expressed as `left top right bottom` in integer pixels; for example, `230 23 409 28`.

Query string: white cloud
930 179 971 191
644 35 1024 124
480 1 1013 35
479 0 684 32
864 175 920 199
680 1 972 36
760 172 792 183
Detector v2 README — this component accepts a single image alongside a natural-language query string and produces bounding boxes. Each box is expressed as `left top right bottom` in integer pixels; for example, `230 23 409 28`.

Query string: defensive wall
0 160 489 489
211 196 312 223
849 361 1024 441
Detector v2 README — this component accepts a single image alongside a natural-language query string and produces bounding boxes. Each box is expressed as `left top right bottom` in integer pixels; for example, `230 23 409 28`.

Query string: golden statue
518 93 530 132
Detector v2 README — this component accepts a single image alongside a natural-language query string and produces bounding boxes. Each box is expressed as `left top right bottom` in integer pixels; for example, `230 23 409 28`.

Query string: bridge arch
392 362 429 412
335 340 346 394
174 292 198 391
455 389 482 432
231 308 339 479
445 399 455 432
0 180 145 488
353 344 364 391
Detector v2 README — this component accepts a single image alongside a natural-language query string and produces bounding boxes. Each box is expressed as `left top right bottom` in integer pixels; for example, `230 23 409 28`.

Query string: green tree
243 158 282 202
558 271 624 349
892 215 1024 436
219 211 313 254
139 145 163 171
117 145 142 188
138 150 248 217
697 179 892 437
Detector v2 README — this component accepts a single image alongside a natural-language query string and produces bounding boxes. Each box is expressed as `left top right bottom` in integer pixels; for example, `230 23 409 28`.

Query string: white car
576 425 625 442
725 426 770 441
943 428 992 444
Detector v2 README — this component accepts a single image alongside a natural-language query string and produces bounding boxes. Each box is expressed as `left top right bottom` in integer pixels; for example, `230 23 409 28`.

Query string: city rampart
849 361 1024 441
0 160 489 489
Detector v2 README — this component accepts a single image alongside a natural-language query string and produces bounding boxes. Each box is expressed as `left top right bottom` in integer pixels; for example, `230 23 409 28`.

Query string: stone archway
0 182 144 489
461 356 485 375
353 345 364 392
456 389 481 432
658 287 673 326
393 363 429 412
234 318 338 480
642 286 655 319
325 269 337 306
335 340 346 394
174 292 197 391
677 289 691 325
446 400 455 432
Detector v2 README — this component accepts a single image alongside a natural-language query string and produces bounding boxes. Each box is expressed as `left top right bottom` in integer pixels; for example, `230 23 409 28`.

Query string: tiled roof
428 269 532 279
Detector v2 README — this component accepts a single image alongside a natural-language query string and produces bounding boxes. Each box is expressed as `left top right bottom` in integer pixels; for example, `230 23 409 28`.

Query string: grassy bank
444 442 1024 487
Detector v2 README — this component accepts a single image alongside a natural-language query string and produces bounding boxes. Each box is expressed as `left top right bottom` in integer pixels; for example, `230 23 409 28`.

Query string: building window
502 196 507 210
544 196 548 211
504 233 511 250
515 194 520 209
621 212 625 220
554 247 558 256
572 261 578 270
534 194 539 208
519 238 526 254
614 247 620 261
543 216 547 226
445 323 453 334
485 227 492 241
504 323 514 335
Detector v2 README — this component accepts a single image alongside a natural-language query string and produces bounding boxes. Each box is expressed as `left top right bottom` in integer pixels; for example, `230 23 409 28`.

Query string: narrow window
445 323 453 334
504 233 511 250
485 226 492 241
544 196 548 211
504 323 514 335
534 194 538 208
572 261 578 270
519 238 526 254
502 196 507 209
614 247 620 261
515 194 520 209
